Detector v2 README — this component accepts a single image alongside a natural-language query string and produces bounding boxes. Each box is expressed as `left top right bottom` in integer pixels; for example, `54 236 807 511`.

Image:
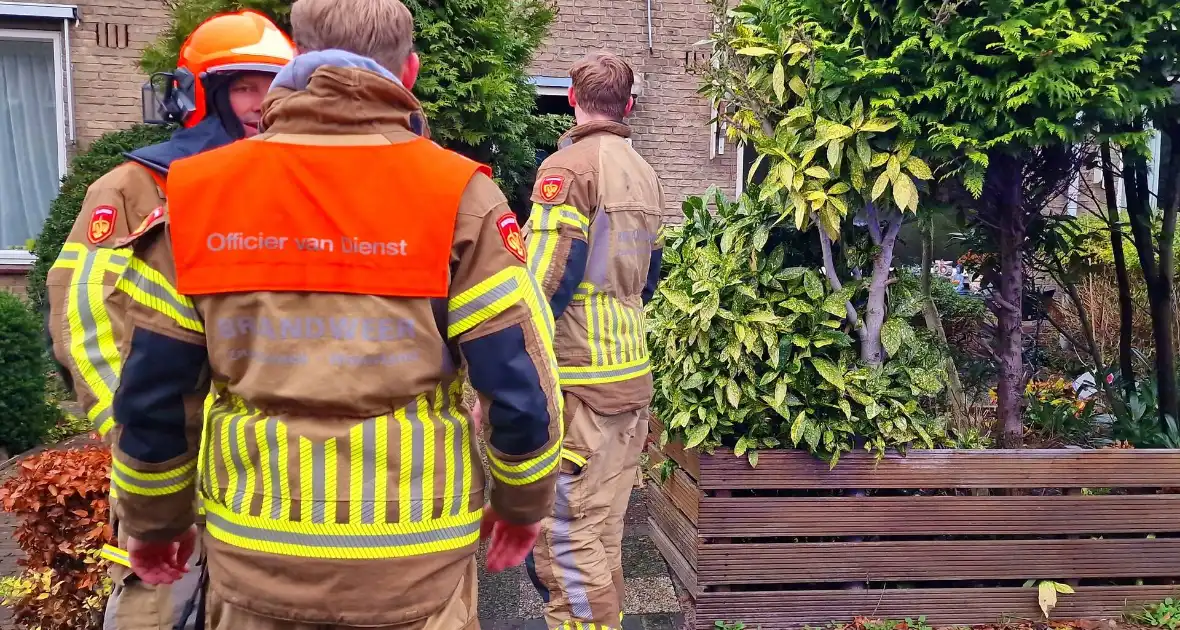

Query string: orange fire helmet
153 10 296 127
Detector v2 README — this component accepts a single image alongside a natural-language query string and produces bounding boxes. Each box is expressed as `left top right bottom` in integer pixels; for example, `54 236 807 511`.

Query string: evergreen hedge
0 292 58 453
28 124 174 312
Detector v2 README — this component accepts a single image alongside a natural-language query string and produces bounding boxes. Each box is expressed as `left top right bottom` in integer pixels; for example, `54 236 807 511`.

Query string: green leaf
819 124 854 142
881 318 907 357
682 371 705 390
887 156 901 182
774 380 788 408
804 166 831 180
803 271 823 300
661 289 694 312
772 60 786 104
737 47 777 57
828 182 850 195
905 156 933 180
856 135 872 165
870 152 889 168
746 311 780 324
804 422 821 449
685 423 710 449
726 380 741 408
747 450 759 468
860 118 897 133
789 76 807 98
790 411 806 446
839 399 852 419
827 140 843 170
735 436 749 456
822 292 850 317
671 410 693 429
871 171 890 201
811 357 846 390
786 42 810 56
893 173 918 212
784 298 815 313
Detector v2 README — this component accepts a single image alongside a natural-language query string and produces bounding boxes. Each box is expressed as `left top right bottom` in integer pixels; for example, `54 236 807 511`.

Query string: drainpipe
62 16 75 143
646 0 653 53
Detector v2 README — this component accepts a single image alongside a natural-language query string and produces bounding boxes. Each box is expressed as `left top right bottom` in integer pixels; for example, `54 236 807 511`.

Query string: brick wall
0 269 28 300
65 0 170 147
531 0 737 221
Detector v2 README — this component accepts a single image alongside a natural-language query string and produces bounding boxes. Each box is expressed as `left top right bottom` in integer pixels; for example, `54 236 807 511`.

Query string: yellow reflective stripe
526 204 562 291
111 457 196 496
116 256 204 333
276 422 290 521
487 439 561 486
223 411 242 508
562 451 587 468
559 356 652 386
349 422 365 524
448 267 526 338
298 436 314 523
557 623 619 630
58 244 129 437
554 205 589 234
100 544 131 568
204 501 482 560
519 259 564 431
256 419 274 521
397 404 413 522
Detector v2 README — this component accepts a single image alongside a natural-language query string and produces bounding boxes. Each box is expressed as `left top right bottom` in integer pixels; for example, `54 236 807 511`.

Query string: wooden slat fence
645 417 1180 629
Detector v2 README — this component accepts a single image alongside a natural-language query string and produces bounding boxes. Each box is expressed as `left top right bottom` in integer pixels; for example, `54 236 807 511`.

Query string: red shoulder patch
539 175 564 202
128 207 165 239
496 213 528 263
86 205 118 244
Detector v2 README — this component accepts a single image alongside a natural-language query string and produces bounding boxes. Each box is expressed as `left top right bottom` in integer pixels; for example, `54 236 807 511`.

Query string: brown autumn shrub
0 446 114 629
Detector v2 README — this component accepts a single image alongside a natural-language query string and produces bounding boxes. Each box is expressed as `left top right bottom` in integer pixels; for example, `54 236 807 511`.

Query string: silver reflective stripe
207 511 481 549
122 264 200 323
490 443 560 483
408 399 425 522
528 204 554 274
559 207 588 235
606 296 624 363
311 440 327 524
265 418 283 520
561 359 651 382
56 249 80 262
440 387 467 517
450 274 520 323
229 415 250 513
525 272 555 340
113 464 193 491
361 418 377 524
590 295 604 365
76 250 120 431
553 473 593 618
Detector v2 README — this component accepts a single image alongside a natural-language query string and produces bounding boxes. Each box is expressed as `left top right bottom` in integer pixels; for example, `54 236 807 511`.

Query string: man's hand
481 505 540 573
127 525 198 585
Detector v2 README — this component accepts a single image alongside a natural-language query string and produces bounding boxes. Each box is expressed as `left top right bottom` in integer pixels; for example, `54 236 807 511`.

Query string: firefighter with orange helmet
44 10 294 630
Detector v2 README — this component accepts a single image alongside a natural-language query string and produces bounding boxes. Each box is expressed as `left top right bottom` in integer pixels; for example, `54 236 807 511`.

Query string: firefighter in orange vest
522 52 665 630
44 11 294 629
103 0 562 627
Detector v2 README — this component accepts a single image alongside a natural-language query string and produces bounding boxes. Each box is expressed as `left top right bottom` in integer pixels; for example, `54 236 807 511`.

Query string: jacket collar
123 116 237 175
558 120 631 148
260 53 430 138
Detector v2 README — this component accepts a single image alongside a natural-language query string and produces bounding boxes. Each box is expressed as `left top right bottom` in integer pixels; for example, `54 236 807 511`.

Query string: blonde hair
570 53 634 120
291 0 415 73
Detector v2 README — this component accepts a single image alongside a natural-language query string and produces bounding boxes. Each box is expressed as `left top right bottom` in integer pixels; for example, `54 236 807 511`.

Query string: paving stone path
0 443 685 629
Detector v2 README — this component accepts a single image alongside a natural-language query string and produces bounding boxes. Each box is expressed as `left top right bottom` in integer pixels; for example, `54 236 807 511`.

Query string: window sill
0 249 36 272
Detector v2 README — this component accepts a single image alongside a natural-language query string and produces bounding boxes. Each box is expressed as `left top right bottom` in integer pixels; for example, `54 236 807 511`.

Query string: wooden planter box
645 418 1180 629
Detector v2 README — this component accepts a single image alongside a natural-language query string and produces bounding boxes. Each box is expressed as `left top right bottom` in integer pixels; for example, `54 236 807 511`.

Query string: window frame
0 26 67 258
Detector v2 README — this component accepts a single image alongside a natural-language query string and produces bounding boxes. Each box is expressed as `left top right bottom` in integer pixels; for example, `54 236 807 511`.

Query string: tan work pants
204 557 479 630
102 532 204 630
529 393 648 629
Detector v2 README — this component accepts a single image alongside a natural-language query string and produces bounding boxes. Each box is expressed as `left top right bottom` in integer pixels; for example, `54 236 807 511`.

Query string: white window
0 27 66 250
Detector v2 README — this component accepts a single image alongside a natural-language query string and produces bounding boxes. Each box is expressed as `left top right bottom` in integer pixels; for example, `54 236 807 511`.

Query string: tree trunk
861 215 903 367
988 153 1026 448
921 215 969 428
1100 142 1136 393
1123 140 1180 427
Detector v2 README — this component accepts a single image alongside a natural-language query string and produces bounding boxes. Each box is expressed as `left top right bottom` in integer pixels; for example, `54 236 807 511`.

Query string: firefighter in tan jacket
104 1 561 628
522 53 666 629
44 11 294 629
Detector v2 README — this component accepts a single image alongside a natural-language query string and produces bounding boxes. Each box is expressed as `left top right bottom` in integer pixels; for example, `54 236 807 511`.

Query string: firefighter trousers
528 392 649 629
204 556 479 629
102 531 204 630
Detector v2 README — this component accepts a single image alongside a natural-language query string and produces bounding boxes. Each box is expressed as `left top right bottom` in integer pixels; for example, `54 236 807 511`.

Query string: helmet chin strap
202 73 247 140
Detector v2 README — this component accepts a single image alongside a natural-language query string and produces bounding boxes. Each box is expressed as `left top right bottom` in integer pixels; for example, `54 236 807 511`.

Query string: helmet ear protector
141 67 198 125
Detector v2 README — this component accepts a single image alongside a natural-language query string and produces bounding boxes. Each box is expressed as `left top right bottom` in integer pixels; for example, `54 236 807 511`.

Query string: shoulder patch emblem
129 207 165 239
496 213 528 263
539 175 564 202
86 205 118 244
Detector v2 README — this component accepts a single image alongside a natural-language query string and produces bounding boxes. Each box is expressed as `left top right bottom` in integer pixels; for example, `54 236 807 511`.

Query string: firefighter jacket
523 121 665 416
46 117 238 577
47 115 239 440
106 58 563 627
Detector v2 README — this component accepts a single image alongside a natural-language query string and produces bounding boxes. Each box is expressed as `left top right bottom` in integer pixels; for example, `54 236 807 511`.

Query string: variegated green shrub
648 189 946 467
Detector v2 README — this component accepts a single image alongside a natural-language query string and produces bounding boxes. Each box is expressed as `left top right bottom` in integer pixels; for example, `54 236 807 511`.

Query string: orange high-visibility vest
167 138 491 298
